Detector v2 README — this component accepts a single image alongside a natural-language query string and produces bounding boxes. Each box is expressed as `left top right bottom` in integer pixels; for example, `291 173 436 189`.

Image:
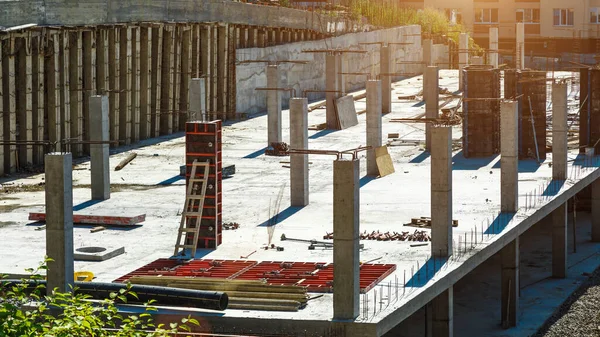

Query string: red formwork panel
295 263 397 293
235 261 328 286
113 259 181 283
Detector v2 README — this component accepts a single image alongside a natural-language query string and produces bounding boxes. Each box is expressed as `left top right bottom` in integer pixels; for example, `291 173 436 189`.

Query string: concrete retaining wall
236 25 423 114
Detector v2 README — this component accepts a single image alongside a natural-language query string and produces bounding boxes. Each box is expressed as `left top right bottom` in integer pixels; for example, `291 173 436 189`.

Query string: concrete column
380 45 392 114
45 153 74 293
458 33 469 91
516 23 525 70
552 203 567 278
489 27 499 68
326 53 339 129
423 39 433 66
501 101 519 213
425 66 439 151
501 237 519 328
552 83 568 180
431 127 452 257
190 78 206 122
431 287 454 337
90 96 110 201
336 53 345 96
592 178 600 242
290 98 309 206
333 158 360 320
267 65 282 145
366 80 382 176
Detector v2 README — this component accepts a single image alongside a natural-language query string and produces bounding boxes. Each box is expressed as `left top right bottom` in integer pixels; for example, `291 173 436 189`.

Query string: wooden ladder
174 160 210 258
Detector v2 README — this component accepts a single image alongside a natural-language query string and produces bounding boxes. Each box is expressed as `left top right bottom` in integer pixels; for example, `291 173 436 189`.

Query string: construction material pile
265 142 289 156
324 229 431 242
129 276 308 312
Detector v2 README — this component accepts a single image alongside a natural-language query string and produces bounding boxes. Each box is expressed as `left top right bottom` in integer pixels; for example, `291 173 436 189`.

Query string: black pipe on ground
0 279 228 311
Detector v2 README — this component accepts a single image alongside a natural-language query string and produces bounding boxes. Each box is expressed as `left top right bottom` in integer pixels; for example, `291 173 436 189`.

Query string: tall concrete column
431 287 454 337
458 33 469 91
90 96 110 201
45 153 74 293
423 39 433 66
501 101 519 213
326 53 339 129
366 80 382 176
333 158 360 320
552 83 568 180
380 45 392 115
190 78 206 122
431 127 452 257
290 98 309 206
552 203 568 278
336 53 345 96
501 237 519 328
516 23 525 70
592 178 600 242
489 27 499 68
267 65 282 145
425 66 439 151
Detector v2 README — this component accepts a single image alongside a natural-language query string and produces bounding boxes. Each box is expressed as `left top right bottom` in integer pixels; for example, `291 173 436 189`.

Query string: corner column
552 203 567 278
290 98 309 206
425 66 439 151
267 64 282 145
190 78 206 122
552 82 568 180
423 39 433 66
366 80 382 176
516 23 525 70
380 45 392 114
431 126 452 257
333 158 360 320
458 33 469 91
489 28 499 68
592 178 600 242
45 153 74 293
501 237 519 328
431 287 454 337
501 101 519 212
90 96 110 201
326 53 339 129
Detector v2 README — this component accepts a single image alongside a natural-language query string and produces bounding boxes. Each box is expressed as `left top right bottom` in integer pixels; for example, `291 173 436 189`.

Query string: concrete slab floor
1 70 599 335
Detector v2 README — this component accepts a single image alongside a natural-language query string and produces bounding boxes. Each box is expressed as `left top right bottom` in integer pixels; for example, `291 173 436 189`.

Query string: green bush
0 259 198 336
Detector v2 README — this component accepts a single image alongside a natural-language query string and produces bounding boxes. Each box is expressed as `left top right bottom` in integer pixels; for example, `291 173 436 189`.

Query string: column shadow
452 151 498 171
492 159 542 173
156 175 184 186
73 199 104 211
258 206 303 227
309 129 337 140
542 180 565 197
360 175 377 187
483 212 516 235
406 255 449 288
409 151 430 163
243 147 267 159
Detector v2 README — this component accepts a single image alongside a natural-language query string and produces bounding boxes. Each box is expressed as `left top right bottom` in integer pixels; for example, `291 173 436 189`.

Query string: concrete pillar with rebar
381 45 392 115
267 64 282 145
501 237 519 328
423 39 433 66
431 126 453 257
552 202 567 278
592 178 600 242
431 287 454 337
45 152 74 293
333 158 360 320
489 27 499 68
290 98 309 206
458 33 469 91
326 53 338 129
366 80 382 176
501 101 519 213
552 82 568 180
190 78 206 122
425 66 439 151
90 96 110 201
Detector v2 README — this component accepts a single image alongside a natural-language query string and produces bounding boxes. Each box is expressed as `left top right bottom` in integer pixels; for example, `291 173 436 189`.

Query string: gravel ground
534 267 600 337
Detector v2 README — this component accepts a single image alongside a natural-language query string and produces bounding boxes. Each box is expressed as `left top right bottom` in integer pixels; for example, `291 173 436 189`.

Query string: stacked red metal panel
185 121 223 249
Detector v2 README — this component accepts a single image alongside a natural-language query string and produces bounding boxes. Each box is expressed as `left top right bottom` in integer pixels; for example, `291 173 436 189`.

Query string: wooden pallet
404 217 459 228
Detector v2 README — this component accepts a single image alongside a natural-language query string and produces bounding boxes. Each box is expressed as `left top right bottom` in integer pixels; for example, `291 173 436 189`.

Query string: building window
475 8 498 24
553 9 574 26
445 9 463 25
591 8 600 24
516 9 540 23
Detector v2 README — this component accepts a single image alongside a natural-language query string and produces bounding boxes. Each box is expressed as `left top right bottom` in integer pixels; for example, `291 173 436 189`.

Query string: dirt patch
0 221 16 228
1 182 45 194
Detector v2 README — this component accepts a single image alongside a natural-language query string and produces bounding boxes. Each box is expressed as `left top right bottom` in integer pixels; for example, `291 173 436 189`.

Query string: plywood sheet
335 95 358 129
375 146 394 177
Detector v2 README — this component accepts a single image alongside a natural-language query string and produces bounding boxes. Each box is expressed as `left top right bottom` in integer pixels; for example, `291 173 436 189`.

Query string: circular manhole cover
76 247 107 253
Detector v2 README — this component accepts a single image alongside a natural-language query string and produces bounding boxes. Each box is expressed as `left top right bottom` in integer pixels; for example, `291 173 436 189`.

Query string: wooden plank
32 36 45 165
68 31 83 156
108 27 120 147
172 25 181 132
160 25 173 135
131 26 140 143
211 24 218 118
180 26 191 129
17 37 33 166
374 146 395 177
150 25 163 138
227 24 236 118
191 24 199 79
139 26 151 140
29 212 146 226
335 95 358 129
95 28 107 94
46 33 61 148
59 31 71 151
82 30 95 154
119 26 132 145
3 37 17 173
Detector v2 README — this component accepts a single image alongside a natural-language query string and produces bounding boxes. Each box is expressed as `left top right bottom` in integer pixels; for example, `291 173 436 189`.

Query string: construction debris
404 217 459 228
324 229 431 242
223 222 240 230
114 152 138 171
265 142 289 156
29 213 146 226
90 226 106 233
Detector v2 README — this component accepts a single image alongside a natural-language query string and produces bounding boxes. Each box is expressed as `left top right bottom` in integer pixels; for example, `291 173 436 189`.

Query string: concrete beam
552 83 568 181
326 53 338 129
366 80 382 176
501 237 519 328
380 45 391 115
489 27 498 68
516 23 525 70
333 158 360 320
90 96 110 201
431 126 452 257
45 152 74 294
267 65 282 145
425 66 439 152
501 101 519 213
552 203 567 278
592 178 600 242
458 33 468 91
431 287 453 337
290 98 309 207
